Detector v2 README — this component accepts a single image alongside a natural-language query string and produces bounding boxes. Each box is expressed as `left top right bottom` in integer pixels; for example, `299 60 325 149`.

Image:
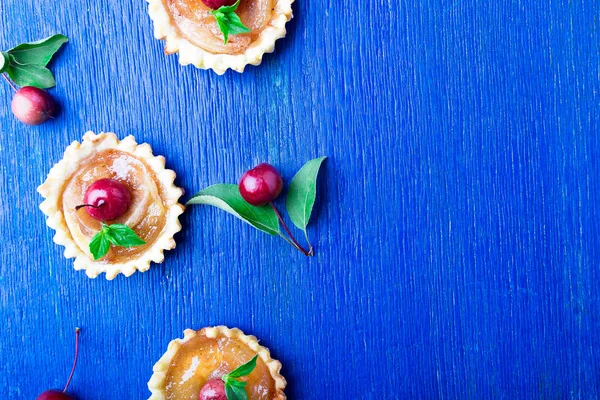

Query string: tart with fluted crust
147 0 294 74
38 131 185 280
148 326 286 399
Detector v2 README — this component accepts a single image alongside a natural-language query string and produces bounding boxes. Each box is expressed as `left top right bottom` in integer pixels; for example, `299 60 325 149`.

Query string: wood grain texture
0 0 598 398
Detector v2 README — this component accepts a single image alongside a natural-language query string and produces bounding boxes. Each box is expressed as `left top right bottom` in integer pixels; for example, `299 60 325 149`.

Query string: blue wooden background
0 0 599 398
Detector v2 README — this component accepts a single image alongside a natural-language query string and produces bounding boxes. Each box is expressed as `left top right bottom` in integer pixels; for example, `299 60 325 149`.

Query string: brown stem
270 203 311 256
2 73 18 92
63 327 80 393
75 200 104 211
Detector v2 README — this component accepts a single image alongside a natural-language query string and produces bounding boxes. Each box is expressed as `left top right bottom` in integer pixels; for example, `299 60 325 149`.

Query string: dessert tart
148 326 286 399
38 131 185 280
147 0 294 74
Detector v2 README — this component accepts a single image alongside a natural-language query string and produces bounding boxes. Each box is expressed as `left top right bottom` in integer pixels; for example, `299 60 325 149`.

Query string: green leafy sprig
221 355 258 400
187 157 327 256
210 0 250 45
89 223 146 260
0 34 68 89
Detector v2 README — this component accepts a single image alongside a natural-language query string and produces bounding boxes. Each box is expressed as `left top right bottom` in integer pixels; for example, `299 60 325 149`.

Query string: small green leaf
8 34 68 66
187 184 280 235
286 157 327 231
218 0 242 13
0 52 9 74
105 224 146 247
89 232 111 261
6 62 55 89
210 0 250 44
224 355 258 379
221 354 256 399
223 13 251 35
227 379 247 388
225 383 248 400
88 223 145 260
214 16 231 44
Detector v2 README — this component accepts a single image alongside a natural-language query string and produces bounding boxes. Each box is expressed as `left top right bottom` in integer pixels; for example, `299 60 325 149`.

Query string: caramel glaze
165 0 274 55
60 149 168 263
165 334 276 400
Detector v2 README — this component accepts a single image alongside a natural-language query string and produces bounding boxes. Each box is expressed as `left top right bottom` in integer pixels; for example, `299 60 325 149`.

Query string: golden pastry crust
37 131 185 280
148 326 287 399
147 0 294 75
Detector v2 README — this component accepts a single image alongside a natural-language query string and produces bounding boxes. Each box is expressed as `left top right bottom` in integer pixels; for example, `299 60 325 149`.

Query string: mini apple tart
148 326 286 399
147 0 294 74
38 131 185 280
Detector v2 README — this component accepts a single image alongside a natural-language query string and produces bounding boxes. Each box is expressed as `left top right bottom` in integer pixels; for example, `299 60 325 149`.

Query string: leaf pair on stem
0 34 68 89
89 223 146 260
222 355 258 400
210 0 250 44
187 157 327 256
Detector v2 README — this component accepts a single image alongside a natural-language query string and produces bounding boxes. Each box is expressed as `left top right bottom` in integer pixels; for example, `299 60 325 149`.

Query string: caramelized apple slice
166 0 274 54
165 335 276 400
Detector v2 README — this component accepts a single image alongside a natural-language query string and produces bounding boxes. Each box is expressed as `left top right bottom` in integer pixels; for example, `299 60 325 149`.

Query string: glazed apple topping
198 355 258 400
63 149 169 263
166 0 274 54
165 335 274 400
75 178 145 260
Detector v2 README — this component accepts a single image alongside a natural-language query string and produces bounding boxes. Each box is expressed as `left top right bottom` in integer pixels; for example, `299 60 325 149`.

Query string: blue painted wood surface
0 0 599 398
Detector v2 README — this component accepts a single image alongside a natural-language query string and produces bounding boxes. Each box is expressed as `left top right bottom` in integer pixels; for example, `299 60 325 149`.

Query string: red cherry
198 378 227 400
77 179 131 221
37 328 80 400
201 0 237 9
36 390 75 400
11 86 56 126
239 163 283 206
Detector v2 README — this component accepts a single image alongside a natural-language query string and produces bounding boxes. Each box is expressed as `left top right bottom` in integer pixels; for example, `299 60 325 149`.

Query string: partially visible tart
147 0 294 74
38 132 185 280
148 326 286 399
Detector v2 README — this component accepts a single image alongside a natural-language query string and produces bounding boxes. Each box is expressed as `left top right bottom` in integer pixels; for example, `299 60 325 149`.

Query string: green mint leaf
89 231 111 261
105 224 146 247
7 34 68 66
217 0 241 13
224 355 258 379
214 15 231 44
210 0 250 44
6 61 55 89
228 380 247 388
285 157 327 231
0 52 9 74
88 223 144 260
224 13 251 35
225 383 248 400
187 184 280 235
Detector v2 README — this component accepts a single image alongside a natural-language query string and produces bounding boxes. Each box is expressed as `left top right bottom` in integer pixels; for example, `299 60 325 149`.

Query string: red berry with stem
201 0 237 9
76 179 131 221
36 390 75 400
239 162 314 256
11 86 56 126
198 378 227 400
239 163 283 207
36 328 80 400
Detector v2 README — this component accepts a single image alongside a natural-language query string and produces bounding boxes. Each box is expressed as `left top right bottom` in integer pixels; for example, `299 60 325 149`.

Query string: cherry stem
63 327 80 393
270 203 312 256
75 201 104 211
2 73 18 92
